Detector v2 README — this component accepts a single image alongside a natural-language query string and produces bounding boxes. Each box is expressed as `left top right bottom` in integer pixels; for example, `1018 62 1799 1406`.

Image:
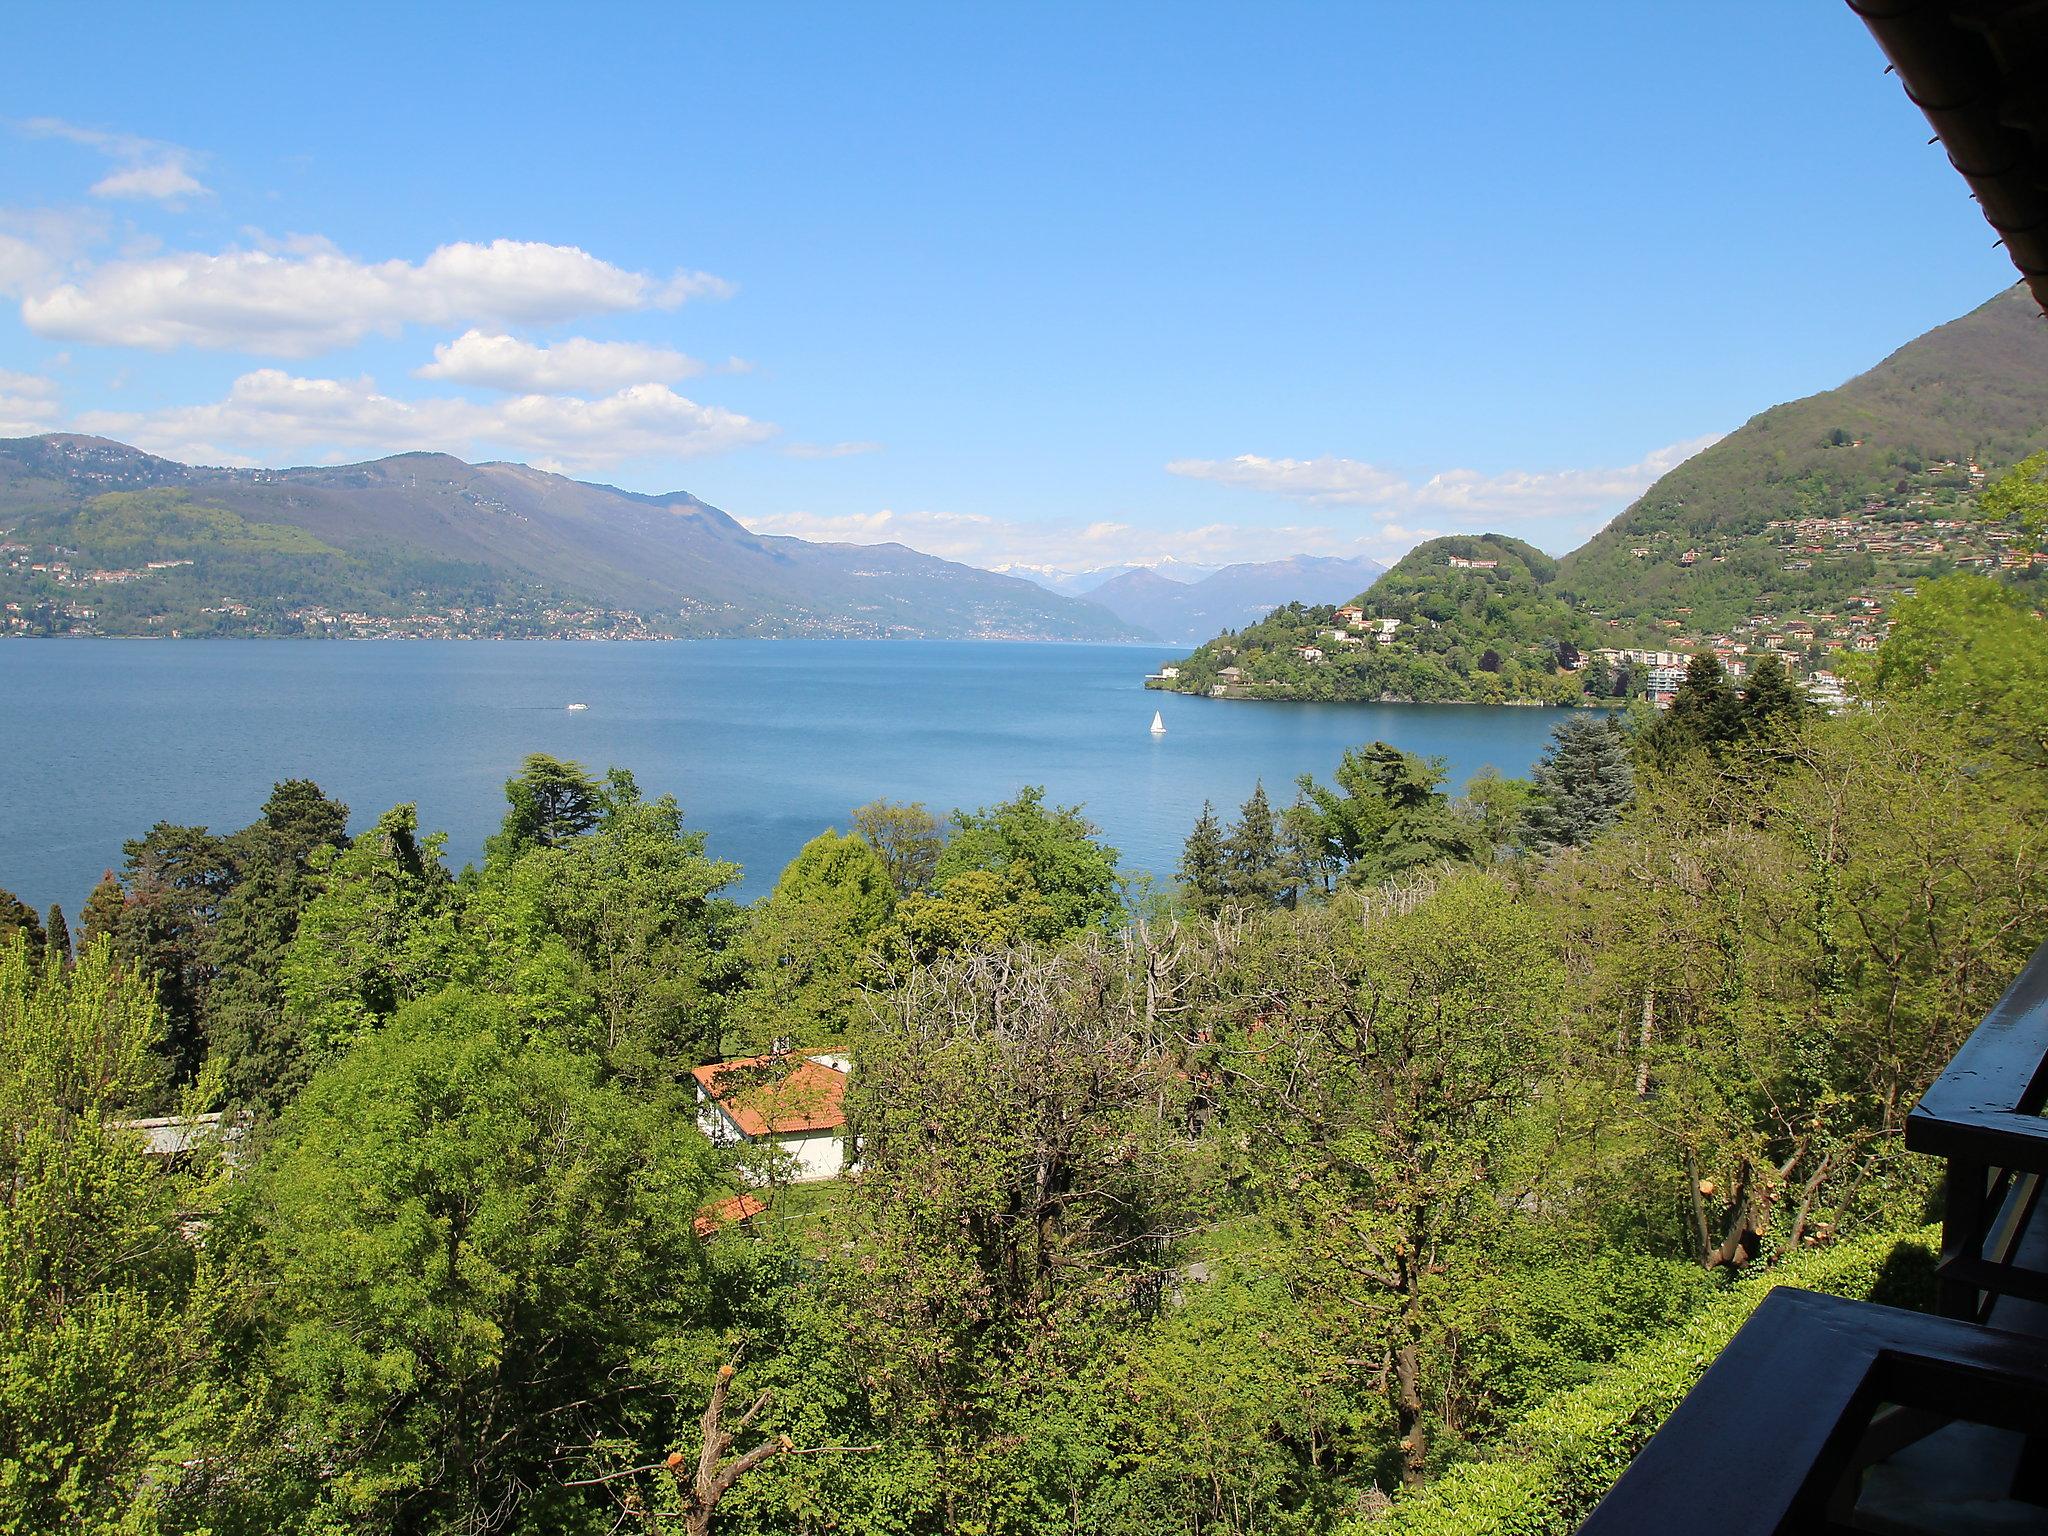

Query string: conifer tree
1740 653 1808 739
0 890 44 953
80 870 126 951
1526 714 1635 847
1643 653 1743 767
43 904 70 963
1225 782 1286 909
1178 801 1229 917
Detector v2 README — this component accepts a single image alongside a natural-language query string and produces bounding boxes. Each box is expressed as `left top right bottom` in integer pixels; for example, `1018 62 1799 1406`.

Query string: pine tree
80 871 126 951
44 903 70 963
1526 714 1635 847
1740 653 1808 739
1178 801 1229 917
1225 783 1286 909
1645 653 1743 766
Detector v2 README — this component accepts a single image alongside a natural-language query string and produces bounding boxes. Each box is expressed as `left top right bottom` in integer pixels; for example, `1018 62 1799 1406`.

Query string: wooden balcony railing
1574 942 2048 1533
1906 942 2048 1332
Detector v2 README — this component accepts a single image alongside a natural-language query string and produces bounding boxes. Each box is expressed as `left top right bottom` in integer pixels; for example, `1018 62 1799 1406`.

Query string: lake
0 640 1569 914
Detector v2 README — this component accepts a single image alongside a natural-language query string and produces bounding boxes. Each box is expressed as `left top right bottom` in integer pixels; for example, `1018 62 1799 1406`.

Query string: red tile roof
691 1054 849 1138
693 1192 767 1239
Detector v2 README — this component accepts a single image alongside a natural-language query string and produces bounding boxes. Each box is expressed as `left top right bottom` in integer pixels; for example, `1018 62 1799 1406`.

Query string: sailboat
1149 710 1166 735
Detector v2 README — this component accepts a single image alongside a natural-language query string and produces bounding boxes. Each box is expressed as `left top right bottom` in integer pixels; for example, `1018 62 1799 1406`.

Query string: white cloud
90 161 207 202
21 117 211 204
1165 435 1721 520
21 237 735 355
416 329 702 392
782 439 883 459
74 369 775 470
0 369 60 436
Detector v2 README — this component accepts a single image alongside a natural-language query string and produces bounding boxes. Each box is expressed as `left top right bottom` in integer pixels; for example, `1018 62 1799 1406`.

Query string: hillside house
1446 555 1498 570
692 1051 853 1184
1334 604 1367 627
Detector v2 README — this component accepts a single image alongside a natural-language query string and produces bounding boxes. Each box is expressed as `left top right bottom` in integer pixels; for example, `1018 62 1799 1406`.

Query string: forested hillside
1559 283 2048 632
2 567 2041 1534
1156 287 2048 698
1151 533 1600 703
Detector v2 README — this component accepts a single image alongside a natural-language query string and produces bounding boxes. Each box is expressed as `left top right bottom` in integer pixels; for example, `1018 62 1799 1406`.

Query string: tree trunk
1394 1342 1427 1490
1635 988 1655 1098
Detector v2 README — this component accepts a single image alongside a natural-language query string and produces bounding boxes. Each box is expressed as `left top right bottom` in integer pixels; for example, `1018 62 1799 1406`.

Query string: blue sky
0 2 2021 573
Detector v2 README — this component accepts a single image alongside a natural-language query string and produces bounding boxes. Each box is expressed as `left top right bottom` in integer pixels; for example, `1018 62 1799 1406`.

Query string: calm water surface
0 640 1567 912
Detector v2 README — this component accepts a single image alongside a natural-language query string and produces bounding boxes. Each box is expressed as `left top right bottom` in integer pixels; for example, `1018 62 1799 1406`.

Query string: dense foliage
1 571 2043 1533
1155 535 1600 705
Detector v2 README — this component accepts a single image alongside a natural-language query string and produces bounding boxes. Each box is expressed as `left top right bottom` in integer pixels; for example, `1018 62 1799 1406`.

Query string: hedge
1355 1225 1942 1536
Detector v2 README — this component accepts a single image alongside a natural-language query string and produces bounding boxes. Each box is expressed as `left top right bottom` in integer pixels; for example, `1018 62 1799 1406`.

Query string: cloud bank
77 369 774 471
21 237 734 354
1165 436 1721 521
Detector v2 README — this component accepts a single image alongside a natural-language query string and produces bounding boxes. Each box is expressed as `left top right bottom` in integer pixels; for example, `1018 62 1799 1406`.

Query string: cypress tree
44 903 70 963
1178 801 1229 917
1225 783 1286 909
1526 715 1635 848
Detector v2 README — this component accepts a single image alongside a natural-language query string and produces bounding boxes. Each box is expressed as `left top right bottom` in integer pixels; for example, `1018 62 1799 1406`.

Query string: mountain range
0 436 1148 642
1077 554 1389 643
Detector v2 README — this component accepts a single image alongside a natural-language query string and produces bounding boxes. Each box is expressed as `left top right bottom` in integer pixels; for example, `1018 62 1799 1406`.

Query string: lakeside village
0 539 677 640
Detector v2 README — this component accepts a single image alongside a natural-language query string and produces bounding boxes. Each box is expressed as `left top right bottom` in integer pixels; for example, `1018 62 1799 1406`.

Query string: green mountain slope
1156 286 2048 699
1558 283 2048 633
0 435 1149 641
1149 534 1596 704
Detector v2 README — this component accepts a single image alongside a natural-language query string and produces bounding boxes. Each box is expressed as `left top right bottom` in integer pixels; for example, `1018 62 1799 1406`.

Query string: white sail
1149 710 1166 734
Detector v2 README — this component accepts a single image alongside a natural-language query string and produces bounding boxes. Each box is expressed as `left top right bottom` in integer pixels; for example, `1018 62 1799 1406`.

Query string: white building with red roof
690 1051 853 1183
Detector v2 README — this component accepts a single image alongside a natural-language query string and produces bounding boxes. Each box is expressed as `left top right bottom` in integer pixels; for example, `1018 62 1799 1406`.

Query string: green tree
738 830 896 1048
0 936 224 1533
485 753 605 862
79 872 125 953
934 786 1123 935
507 780 742 1080
277 804 456 1081
1458 767 1539 859
1978 448 2048 547
871 865 1061 976
851 799 944 897
1642 654 1742 768
1292 742 1475 885
1860 571 2048 762
1525 715 1635 848
1177 801 1229 917
114 822 233 1082
0 890 44 952
1224 782 1287 908
202 781 352 1112
238 987 716 1533
1738 653 1807 740
1222 876 1560 1488
42 904 70 964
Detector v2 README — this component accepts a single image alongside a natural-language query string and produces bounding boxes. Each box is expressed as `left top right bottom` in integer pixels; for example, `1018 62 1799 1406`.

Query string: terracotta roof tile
690 1054 849 1138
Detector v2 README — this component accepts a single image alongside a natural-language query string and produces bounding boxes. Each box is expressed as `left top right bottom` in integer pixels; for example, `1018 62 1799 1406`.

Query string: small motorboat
566 702 589 711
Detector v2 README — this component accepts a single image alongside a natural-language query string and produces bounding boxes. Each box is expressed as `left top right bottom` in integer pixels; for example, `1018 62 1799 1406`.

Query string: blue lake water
0 640 1569 914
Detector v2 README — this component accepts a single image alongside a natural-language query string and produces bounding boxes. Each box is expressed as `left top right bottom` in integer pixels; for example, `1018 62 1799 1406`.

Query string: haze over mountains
0 435 1150 641
1071 555 1389 643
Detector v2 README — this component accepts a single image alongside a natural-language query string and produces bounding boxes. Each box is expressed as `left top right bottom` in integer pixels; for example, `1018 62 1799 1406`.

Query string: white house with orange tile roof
691 1051 853 1183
